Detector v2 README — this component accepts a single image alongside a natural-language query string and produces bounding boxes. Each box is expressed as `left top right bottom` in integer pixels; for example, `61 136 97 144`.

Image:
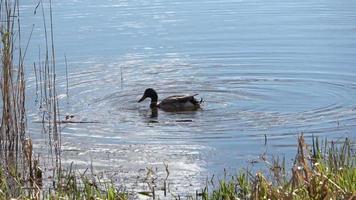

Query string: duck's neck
150 101 158 108
149 92 158 108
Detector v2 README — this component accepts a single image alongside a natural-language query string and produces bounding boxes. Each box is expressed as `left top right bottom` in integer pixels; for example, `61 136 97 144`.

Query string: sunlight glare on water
21 0 356 195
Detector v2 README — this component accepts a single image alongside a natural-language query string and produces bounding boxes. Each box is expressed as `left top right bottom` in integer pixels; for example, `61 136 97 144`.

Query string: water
21 0 356 195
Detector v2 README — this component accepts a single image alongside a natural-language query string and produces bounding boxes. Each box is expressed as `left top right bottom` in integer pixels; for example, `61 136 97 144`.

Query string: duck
138 88 202 112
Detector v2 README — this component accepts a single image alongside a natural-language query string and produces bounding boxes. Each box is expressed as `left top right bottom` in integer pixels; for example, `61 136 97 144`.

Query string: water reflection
21 0 356 196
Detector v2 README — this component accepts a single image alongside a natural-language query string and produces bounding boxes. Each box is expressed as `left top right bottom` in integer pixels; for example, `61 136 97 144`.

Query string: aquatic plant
47 163 128 200
1 0 355 199
0 0 64 198
199 135 355 200
0 0 42 198
0 1 128 198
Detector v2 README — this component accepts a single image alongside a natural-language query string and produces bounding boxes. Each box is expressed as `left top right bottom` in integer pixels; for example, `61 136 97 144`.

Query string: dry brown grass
0 0 59 198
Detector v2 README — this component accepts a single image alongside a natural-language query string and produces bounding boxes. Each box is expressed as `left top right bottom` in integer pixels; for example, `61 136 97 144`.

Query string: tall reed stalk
0 0 32 197
32 0 62 190
0 0 60 198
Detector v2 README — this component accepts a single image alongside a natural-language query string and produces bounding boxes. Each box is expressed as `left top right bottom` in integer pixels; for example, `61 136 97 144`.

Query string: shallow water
21 0 356 196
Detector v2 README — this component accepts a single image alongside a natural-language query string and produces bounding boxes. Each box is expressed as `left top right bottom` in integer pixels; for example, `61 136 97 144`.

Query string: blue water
21 0 356 196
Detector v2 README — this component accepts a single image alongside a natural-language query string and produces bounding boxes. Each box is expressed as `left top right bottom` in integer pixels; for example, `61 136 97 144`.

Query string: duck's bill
138 95 146 102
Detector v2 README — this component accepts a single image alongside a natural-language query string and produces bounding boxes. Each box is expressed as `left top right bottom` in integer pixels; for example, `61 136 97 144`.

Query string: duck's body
158 94 200 111
138 88 201 112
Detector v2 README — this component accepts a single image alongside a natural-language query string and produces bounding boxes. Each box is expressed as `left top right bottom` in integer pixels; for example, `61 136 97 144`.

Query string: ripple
22 0 356 195
49 57 356 145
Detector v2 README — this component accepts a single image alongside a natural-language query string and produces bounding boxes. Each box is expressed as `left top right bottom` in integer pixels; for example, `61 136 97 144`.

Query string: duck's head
138 88 158 103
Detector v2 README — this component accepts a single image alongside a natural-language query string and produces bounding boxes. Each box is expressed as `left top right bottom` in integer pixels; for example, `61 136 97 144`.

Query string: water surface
21 0 356 196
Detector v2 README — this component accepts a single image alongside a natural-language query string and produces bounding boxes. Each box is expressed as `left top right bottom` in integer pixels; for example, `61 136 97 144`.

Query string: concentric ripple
21 0 356 196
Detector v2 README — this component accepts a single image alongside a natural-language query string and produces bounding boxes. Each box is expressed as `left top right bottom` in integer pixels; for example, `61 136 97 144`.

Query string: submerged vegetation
0 0 355 199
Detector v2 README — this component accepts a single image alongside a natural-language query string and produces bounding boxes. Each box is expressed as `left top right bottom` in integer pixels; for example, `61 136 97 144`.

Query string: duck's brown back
158 95 200 112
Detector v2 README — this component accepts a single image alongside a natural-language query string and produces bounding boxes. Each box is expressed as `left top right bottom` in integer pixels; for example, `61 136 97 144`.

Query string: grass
0 0 38 198
1 0 355 199
1 134 354 200
0 164 128 200
199 135 355 200
48 165 128 200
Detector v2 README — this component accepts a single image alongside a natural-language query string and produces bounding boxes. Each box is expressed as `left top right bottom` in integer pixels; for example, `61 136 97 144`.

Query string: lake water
21 0 356 196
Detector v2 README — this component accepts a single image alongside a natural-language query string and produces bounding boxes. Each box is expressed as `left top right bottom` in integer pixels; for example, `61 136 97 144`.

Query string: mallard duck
138 88 202 112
